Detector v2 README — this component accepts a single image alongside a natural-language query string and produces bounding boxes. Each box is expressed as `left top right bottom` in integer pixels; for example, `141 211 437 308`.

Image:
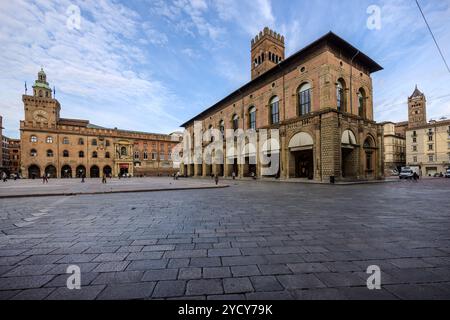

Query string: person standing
232 171 236 180
102 175 107 184
1 172 7 182
214 174 219 185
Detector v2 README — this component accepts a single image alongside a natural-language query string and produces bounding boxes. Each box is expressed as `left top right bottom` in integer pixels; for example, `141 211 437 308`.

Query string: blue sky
1 0 449 138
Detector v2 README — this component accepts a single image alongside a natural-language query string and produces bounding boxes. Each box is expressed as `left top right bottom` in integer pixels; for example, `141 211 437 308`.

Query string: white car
445 170 450 178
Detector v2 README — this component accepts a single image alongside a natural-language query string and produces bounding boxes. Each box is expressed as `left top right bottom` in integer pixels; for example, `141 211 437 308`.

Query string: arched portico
341 130 358 179
28 165 40 179
45 165 57 178
288 132 314 179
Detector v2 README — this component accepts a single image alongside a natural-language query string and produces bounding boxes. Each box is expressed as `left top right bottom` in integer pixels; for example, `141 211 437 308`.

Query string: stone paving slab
0 178 450 300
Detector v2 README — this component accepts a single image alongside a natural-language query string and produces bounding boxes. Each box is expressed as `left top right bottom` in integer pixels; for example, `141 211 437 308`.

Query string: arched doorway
76 165 86 178
363 136 376 178
90 165 100 178
61 165 72 178
341 130 358 179
103 165 112 177
288 132 314 179
28 165 40 179
45 165 57 178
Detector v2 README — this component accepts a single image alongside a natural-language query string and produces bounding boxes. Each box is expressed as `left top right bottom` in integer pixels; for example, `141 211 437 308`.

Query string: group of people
2 172 19 182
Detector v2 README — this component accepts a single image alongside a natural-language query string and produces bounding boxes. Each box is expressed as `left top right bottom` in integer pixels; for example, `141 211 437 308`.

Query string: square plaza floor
0 178 449 300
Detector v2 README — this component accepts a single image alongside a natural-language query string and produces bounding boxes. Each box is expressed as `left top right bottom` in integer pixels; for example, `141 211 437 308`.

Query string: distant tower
408 85 427 128
251 27 285 80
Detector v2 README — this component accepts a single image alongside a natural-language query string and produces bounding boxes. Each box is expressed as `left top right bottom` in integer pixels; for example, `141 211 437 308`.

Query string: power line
415 0 450 73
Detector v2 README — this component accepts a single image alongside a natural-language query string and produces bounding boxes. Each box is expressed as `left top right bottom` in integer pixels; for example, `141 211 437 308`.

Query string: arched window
30 149 37 157
121 146 127 156
79 151 84 158
134 151 140 160
92 151 98 158
63 150 69 157
219 120 225 136
62 137 69 144
105 152 110 159
249 106 256 130
232 114 239 130
143 151 148 160
358 89 366 118
46 136 53 144
298 83 311 116
92 139 97 146
78 138 84 145
39 90 43 97
336 79 345 112
208 125 214 142
30 135 37 143
47 149 53 157
363 137 375 172
270 96 280 124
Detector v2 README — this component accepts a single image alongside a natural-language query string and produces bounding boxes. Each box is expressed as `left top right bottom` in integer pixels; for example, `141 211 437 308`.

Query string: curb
0 185 229 199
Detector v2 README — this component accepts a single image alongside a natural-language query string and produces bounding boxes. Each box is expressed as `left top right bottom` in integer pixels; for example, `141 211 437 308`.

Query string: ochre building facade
20 69 179 179
180 29 384 182
405 87 450 176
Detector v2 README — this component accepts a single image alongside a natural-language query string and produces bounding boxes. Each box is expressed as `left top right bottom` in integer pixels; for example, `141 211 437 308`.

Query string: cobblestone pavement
0 178 449 300
0 177 225 198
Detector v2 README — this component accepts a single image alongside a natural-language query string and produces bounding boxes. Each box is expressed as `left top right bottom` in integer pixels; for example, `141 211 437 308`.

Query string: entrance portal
292 150 313 179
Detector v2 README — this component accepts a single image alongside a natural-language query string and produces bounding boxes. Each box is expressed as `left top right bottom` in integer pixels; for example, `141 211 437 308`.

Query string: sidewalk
0 177 228 199
187 176 400 185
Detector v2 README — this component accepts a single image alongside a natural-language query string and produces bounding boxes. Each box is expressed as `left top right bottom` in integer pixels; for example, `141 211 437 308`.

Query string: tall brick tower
251 27 285 80
408 85 427 129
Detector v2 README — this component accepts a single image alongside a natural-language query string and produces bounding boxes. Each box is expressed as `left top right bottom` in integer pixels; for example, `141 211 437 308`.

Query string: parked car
445 169 450 178
399 166 421 179
399 169 414 179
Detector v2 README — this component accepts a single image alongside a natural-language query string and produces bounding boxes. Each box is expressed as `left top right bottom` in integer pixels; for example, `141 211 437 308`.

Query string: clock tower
23 68 61 125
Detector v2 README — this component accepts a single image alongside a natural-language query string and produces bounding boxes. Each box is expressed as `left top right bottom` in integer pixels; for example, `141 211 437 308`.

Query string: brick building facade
180 29 384 182
20 69 179 179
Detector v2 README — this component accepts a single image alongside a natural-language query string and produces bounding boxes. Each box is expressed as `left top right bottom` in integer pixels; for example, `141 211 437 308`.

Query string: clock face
33 109 48 122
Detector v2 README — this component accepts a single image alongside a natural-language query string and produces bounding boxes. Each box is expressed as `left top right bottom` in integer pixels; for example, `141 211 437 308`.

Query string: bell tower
251 27 285 80
23 68 60 125
408 85 427 128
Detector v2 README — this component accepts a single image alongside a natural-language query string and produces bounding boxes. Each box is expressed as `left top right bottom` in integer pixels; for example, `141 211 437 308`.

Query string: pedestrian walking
102 175 107 184
43 174 48 184
232 171 236 180
413 172 419 182
1 172 7 182
81 174 85 183
214 174 219 185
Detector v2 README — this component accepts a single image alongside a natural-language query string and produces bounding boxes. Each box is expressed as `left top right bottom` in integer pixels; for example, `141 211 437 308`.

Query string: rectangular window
428 144 433 151
413 137 416 143
429 155 434 162
160 153 165 161
299 89 311 116
413 156 417 163
271 101 279 124
413 146 417 152
428 135 433 142
249 112 256 130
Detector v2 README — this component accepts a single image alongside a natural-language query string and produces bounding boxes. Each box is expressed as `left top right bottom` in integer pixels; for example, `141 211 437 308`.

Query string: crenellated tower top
251 27 285 80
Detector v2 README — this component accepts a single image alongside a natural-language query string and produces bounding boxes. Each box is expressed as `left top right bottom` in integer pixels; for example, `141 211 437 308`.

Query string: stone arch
341 129 358 179
288 132 314 179
76 165 86 178
103 165 112 177
28 165 40 179
363 135 377 177
45 165 57 178
90 165 100 178
61 165 72 178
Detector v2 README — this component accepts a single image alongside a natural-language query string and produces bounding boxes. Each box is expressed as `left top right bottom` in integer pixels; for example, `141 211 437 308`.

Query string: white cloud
0 0 182 138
